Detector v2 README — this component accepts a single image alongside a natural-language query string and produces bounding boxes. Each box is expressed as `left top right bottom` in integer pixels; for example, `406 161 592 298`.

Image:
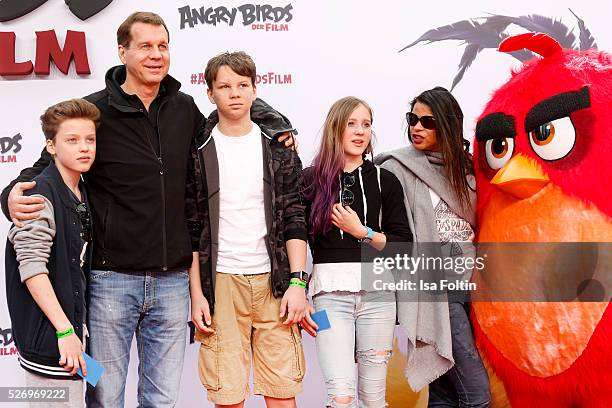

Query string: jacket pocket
29 314 46 351
100 206 111 259
31 315 56 357
102 205 117 254
197 332 220 391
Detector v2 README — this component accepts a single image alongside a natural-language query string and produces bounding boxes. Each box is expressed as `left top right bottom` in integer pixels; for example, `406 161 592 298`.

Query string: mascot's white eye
529 117 576 161
485 138 515 169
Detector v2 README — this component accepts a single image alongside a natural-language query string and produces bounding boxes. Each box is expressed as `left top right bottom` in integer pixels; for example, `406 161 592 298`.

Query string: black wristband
290 270 309 282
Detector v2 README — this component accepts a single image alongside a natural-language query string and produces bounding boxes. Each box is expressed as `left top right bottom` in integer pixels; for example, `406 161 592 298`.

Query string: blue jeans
314 291 396 408
85 269 190 408
428 302 491 408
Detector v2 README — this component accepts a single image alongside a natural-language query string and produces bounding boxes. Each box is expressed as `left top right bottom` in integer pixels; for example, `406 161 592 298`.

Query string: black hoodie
304 160 413 264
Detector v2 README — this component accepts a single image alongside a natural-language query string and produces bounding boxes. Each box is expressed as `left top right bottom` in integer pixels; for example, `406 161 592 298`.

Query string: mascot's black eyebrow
475 113 516 141
524 86 591 131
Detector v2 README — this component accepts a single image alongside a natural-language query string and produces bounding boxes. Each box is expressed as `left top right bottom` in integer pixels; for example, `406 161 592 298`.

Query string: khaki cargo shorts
195 272 305 405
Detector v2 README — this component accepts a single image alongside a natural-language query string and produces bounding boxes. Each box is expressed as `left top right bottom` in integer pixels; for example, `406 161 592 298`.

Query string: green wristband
289 278 307 289
56 326 74 339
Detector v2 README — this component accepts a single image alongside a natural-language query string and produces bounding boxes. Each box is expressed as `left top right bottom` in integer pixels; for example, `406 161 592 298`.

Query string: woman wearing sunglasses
377 87 491 407
302 96 412 408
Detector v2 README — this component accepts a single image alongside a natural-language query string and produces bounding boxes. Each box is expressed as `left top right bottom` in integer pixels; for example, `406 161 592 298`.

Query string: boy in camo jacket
186 51 315 407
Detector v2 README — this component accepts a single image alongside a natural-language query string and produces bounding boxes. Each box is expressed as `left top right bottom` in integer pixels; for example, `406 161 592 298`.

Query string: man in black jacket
3 12 202 408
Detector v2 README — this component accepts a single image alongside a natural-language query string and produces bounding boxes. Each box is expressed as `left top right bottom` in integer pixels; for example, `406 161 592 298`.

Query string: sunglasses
340 173 355 206
76 202 92 243
406 112 437 130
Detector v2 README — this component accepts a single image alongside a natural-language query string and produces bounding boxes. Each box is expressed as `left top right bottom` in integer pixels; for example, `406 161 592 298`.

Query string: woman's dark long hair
410 87 474 210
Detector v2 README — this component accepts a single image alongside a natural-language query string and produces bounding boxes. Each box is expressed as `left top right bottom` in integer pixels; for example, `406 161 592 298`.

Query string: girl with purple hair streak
301 96 413 408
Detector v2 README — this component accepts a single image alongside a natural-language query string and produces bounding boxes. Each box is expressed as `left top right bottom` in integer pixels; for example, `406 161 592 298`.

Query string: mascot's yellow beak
491 154 550 199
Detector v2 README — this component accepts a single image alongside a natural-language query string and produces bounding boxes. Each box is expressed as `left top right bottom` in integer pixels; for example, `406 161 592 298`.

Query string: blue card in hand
310 310 331 332
76 352 104 387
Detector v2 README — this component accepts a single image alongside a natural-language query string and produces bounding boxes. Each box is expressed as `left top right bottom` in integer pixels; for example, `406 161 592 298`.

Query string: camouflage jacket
186 98 307 311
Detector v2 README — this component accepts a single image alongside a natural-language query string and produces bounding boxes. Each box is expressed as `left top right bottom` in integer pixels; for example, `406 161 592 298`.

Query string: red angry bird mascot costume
470 33 612 407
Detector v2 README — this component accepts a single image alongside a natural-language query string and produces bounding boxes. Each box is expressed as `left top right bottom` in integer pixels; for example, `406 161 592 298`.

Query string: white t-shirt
213 122 271 274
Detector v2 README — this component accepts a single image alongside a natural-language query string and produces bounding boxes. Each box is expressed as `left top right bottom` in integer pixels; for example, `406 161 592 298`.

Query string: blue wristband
366 227 375 239
362 226 375 243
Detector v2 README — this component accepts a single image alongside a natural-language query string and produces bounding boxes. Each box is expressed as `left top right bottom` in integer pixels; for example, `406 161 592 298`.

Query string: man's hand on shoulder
9 181 44 227
277 132 299 152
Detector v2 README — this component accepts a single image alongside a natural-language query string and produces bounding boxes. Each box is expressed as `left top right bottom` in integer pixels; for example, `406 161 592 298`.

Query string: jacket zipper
159 153 167 271
157 101 168 271
140 101 168 271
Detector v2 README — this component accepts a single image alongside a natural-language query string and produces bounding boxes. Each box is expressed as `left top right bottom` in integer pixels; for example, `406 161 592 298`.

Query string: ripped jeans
313 291 396 408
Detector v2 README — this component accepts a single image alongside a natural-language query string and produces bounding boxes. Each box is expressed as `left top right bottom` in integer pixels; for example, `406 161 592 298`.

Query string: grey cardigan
376 144 476 391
